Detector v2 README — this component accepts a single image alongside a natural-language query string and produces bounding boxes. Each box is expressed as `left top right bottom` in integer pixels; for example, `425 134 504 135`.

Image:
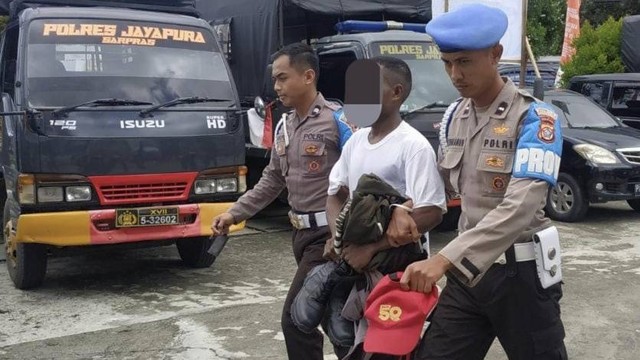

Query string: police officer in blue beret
399 4 568 359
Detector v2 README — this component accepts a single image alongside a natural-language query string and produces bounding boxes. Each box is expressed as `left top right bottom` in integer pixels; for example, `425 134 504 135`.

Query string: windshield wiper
402 101 450 118
53 98 152 117
139 97 234 117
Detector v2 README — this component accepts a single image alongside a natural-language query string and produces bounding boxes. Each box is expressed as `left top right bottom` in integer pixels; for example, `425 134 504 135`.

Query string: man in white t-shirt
325 56 447 271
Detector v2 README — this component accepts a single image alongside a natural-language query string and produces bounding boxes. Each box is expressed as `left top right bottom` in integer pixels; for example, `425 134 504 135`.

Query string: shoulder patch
333 108 354 151
512 102 563 186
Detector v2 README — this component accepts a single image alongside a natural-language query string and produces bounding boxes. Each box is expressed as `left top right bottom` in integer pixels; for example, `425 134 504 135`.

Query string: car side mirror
254 96 266 119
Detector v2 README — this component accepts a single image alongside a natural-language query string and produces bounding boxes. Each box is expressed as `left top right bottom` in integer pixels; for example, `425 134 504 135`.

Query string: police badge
535 107 557 144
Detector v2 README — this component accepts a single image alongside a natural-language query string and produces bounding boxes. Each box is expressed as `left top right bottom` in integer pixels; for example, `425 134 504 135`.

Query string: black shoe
291 261 339 333
326 277 356 348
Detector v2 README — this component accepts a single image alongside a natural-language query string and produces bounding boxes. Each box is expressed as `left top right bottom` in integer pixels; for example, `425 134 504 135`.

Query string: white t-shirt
328 121 447 252
328 121 446 209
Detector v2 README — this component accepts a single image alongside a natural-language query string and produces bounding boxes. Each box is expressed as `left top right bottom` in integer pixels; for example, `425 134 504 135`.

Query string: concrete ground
0 201 638 359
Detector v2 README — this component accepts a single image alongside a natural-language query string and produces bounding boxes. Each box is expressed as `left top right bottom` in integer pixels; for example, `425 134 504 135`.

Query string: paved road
0 202 638 359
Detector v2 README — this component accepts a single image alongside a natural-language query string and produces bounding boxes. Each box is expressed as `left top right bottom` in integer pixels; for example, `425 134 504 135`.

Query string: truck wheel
545 173 589 222
176 237 216 268
5 206 48 289
436 206 460 231
627 199 640 212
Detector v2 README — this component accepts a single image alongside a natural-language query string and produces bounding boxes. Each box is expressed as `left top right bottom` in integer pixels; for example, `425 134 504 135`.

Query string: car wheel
545 173 589 222
5 203 48 289
627 199 640 212
176 236 216 268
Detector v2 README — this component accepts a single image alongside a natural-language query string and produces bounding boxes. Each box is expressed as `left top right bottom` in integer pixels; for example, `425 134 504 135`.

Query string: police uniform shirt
438 79 563 286
228 93 352 222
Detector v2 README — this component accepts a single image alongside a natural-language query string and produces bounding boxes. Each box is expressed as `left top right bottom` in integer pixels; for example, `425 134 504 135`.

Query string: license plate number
115 207 179 228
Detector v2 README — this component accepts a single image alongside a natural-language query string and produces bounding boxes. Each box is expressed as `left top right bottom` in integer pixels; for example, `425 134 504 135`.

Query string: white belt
288 211 328 230
495 242 536 264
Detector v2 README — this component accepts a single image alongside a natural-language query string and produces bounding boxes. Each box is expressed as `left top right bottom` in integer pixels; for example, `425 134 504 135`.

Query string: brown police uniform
228 92 351 360
416 79 567 360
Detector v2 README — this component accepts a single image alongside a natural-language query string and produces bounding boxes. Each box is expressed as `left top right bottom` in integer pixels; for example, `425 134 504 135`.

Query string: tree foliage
527 0 567 57
560 17 625 86
581 0 640 27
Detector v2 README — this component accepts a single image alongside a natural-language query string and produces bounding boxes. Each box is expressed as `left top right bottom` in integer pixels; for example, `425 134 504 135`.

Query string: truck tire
5 204 48 289
176 237 216 268
545 172 589 222
627 199 640 212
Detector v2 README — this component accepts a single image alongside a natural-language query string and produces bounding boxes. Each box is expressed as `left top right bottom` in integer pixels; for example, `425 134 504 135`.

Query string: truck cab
0 1 247 288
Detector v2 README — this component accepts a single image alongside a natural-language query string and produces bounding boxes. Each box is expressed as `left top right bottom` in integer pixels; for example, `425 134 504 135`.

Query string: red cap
363 272 439 355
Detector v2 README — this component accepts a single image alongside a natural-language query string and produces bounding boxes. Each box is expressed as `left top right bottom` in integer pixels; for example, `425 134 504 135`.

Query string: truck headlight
573 144 619 164
65 186 92 202
216 178 238 193
195 179 217 194
38 187 64 202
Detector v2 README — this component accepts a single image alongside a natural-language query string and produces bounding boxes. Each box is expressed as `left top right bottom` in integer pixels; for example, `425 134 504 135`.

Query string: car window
612 84 640 109
580 82 610 107
547 94 620 128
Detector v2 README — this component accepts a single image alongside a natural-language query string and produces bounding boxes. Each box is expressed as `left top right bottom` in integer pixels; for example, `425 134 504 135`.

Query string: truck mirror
343 59 382 128
254 96 266 119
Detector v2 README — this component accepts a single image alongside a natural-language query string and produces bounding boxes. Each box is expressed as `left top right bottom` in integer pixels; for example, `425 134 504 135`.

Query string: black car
543 89 640 222
498 62 559 89
568 73 640 130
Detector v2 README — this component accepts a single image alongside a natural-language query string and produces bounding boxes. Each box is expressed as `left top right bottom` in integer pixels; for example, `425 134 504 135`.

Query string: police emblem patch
305 144 319 155
492 176 506 191
308 160 321 172
493 124 509 135
535 107 557 143
486 156 505 168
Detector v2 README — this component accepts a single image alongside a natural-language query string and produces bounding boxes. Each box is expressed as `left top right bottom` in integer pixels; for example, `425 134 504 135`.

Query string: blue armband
512 103 563 186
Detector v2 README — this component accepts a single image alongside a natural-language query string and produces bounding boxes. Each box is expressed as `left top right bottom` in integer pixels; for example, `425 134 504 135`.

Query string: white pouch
533 226 562 289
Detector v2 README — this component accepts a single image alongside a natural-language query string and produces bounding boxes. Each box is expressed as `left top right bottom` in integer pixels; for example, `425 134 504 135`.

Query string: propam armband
512 102 563 186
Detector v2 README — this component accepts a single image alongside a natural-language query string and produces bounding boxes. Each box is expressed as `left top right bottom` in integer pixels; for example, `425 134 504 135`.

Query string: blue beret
425 3 508 53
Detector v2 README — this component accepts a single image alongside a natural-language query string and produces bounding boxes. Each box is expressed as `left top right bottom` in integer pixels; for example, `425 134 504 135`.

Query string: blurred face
440 45 502 100
271 55 316 107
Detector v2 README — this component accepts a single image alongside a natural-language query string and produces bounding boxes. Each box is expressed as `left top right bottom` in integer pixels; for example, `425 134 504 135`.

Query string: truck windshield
370 42 459 112
25 19 235 108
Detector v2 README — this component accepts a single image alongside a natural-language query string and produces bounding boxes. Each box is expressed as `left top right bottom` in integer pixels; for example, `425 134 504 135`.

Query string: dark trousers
415 257 567 360
281 226 350 360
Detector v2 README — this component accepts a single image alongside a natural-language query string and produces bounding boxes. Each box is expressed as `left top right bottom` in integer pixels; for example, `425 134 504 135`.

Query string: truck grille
89 173 197 205
100 182 187 201
617 148 640 165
